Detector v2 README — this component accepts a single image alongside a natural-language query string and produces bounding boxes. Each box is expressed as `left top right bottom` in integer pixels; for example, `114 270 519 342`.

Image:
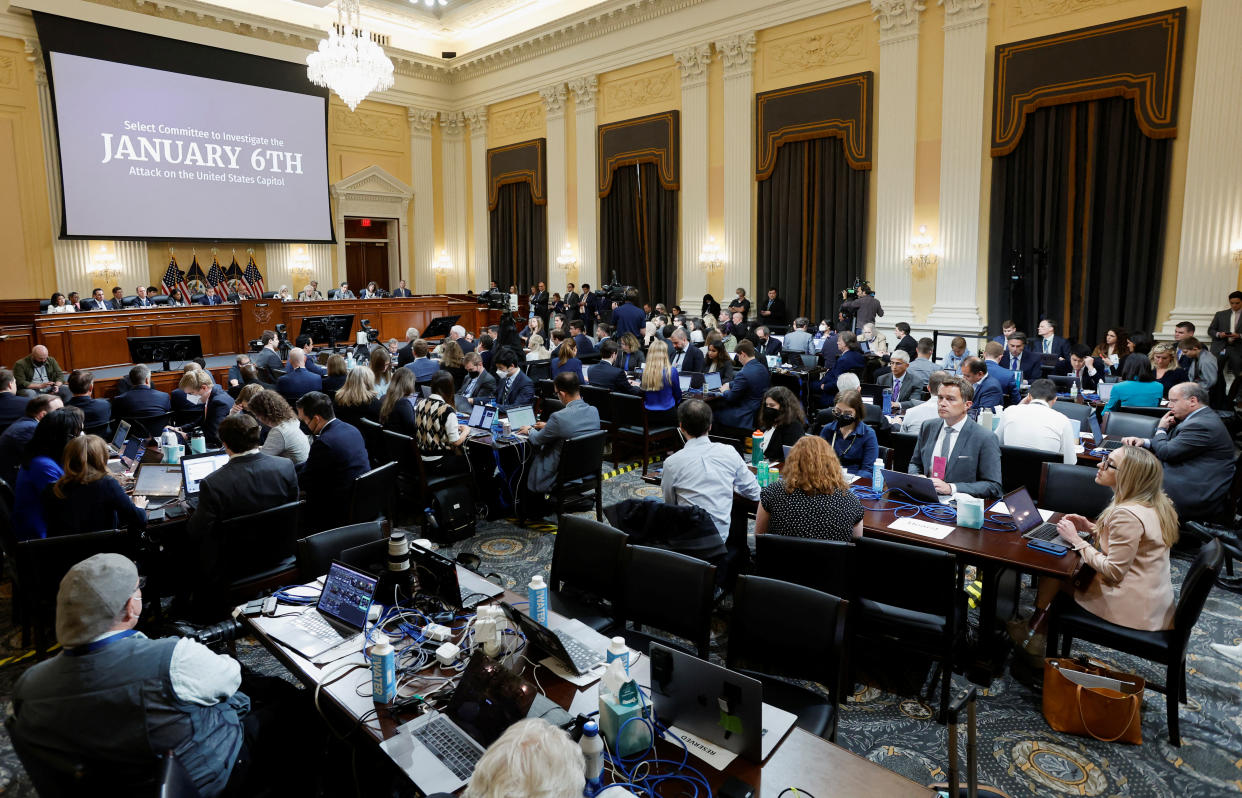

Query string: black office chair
150 295 171 306
999 444 1063 495
1039 462 1114 519
853 537 963 722
347 462 398 526
579 351 601 366
1050 401 1094 424
548 515 628 632
83 422 112 439
1115 406 1167 419
617 544 716 658
1046 539 1223 746
355 417 386 466
218 500 304 606
125 413 174 440
173 408 204 427
158 750 201 798
526 360 552 381
537 397 565 421
727 575 848 742
190 294 205 304
754 535 852 597
539 430 607 522
887 430 919 473
1101 411 1159 439
38 299 52 313
296 520 386 580
874 445 894 470
610 393 680 475
578 385 615 433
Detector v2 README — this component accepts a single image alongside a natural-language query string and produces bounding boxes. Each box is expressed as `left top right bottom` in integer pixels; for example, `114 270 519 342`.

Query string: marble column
924 0 987 332
408 109 438 294
1160 0 1242 334
870 0 922 328
439 111 469 293
540 84 569 285
569 76 599 290
465 107 489 291
674 44 712 312
717 32 756 307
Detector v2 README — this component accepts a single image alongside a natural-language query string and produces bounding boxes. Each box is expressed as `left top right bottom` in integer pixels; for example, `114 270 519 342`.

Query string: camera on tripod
476 288 510 310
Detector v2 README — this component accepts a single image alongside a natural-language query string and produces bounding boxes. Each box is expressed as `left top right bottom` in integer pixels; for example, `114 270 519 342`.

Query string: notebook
265 561 378 659
181 451 229 496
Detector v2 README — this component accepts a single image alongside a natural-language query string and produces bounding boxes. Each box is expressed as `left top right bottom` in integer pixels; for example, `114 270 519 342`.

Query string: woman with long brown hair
248 390 310 465
43 435 147 535
552 335 584 382
369 347 393 397
378 367 419 437
755 436 863 541
439 339 467 388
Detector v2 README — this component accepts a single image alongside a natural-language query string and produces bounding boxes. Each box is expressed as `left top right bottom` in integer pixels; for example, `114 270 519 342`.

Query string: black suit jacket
391 288 412 297
756 338 782 357
397 342 415 368
299 419 371 530
276 368 324 405
111 385 172 419
894 335 918 359
1208 308 1242 369
759 297 787 326
495 371 535 408
83 298 110 311
1150 408 1236 520
586 361 635 394
68 395 111 429
669 344 705 374
186 452 299 567
0 392 29 426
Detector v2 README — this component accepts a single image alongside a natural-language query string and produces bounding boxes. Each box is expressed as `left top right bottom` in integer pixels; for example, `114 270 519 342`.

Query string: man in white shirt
662 399 760 540
900 371 949 433
993 378 1077 464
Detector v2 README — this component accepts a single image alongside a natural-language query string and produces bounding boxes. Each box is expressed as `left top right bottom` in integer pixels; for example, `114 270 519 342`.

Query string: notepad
888 517 955 539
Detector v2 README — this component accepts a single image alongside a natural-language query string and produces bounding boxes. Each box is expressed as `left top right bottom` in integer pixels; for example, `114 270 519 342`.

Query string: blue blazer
276 368 324 405
971 374 1006 413
111 385 172 419
716 359 770 428
552 358 584 383
642 367 682 412
998 351 1043 382
0 392 29 426
495 370 535 409
15 457 61 540
67 396 111 429
198 293 223 306
984 362 1022 403
586 362 632 394
820 420 879 473
573 334 596 356
408 358 440 384
612 303 646 338
299 418 371 530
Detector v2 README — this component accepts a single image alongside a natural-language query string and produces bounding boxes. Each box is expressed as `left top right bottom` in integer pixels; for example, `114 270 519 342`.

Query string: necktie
1044 338 1051 353
1014 354 1021 372
673 351 684 368
893 377 901 398
465 376 478 397
502 377 512 402
939 425 956 459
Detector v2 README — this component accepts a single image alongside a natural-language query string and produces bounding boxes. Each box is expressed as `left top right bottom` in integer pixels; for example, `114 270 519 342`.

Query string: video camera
590 272 636 304
841 277 873 300
476 288 510 310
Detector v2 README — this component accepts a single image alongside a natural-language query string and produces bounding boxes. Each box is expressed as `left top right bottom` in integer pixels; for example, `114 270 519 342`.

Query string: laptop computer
181 451 229 496
1097 382 1114 402
381 653 537 795
498 601 605 676
879 468 941 503
132 463 183 497
107 435 144 474
679 374 692 392
766 355 781 368
703 371 723 392
648 643 794 764
505 405 536 430
107 420 132 456
1001 486 1063 543
801 353 818 370
411 544 504 608
266 561 378 659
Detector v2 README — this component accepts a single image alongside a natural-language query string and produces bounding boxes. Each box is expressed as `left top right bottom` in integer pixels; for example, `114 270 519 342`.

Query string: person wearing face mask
14 345 70 400
818 389 878 473
296 391 370 532
455 351 498 412
174 369 233 448
492 350 535 410
169 362 204 412
759 387 806 462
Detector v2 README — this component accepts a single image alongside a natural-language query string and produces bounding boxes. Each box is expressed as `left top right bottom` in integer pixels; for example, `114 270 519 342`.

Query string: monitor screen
133 464 182 496
316 562 378 628
704 372 723 391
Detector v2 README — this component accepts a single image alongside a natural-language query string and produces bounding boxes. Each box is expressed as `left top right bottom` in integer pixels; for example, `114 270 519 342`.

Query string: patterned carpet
0 465 1240 796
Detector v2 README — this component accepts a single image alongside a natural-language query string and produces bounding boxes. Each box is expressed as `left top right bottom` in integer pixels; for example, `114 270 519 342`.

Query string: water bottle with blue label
528 574 549 625
872 458 885 493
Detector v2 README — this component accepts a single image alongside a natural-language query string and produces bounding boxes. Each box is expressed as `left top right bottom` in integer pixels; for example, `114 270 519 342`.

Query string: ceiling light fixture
307 0 395 112
419 0 448 6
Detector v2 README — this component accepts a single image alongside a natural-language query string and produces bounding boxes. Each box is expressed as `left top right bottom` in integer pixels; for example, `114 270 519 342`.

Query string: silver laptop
1097 382 1114 401
266 561 378 659
800 353 818 369
879 468 941 503
132 463 183 497
381 654 537 795
505 405 536 429
181 451 229 496
107 420 132 456
679 374 692 392
498 602 605 676
703 371 723 392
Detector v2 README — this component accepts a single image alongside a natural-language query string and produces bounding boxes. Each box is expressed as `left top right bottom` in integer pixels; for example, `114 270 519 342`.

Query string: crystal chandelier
307 0 395 112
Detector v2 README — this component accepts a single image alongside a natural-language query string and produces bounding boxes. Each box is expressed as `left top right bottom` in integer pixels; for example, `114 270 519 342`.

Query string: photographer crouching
9 554 318 796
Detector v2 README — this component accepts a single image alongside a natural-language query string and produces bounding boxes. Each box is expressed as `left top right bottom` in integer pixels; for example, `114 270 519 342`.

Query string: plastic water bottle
872 458 885 493
607 636 629 675
1069 379 1078 399
751 430 764 466
581 720 604 796
491 414 503 443
528 574 549 626
370 638 395 704
346 354 355 371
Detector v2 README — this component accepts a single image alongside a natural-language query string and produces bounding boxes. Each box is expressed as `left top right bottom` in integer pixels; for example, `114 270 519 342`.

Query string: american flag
159 254 190 298
206 256 230 300
243 254 265 296
224 256 246 297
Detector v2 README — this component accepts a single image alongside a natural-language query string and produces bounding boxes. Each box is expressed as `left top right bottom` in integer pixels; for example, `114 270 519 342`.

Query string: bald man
13 345 69 400
275 347 322 405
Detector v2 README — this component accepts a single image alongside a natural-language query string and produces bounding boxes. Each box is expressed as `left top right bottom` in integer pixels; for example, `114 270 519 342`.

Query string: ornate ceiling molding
673 43 712 85
463 106 488 134
440 110 467 138
407 108 439 133
568 75 599 109
716 31 756 75
539 83 568 115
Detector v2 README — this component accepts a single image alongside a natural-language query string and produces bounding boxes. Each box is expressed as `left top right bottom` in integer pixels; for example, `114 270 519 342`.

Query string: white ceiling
197 0 616 57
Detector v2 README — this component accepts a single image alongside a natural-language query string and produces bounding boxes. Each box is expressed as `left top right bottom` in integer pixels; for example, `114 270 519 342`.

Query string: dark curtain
489 182 546 291
600 162 678 308
756 137 869 323
987 97 1171 347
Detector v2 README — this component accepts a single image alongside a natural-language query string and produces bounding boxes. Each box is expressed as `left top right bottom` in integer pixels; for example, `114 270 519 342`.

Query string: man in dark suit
1122 381 1236 521
532 281 550 330
292 335 326 376
579 284 599 332
587 340 637 394
178 370 232 448
0 370 29 427
406 341 440 383
455 352 497 412
184 413 299 614
276 349 324 406
818 329 840 371
83 288 110 311
877 351 925 410
757 288 787 328
446 325 475 354
892 322 918 359
108 287 126 311
1066 345 1100 392
715 340 770 428
814 332 866 407
0 394 59 485
111 365 172 419
391 279 412 298
754 326 782 358
296 392 371 531
1208 291 1242 401
198 291 224 306
519 372 601 495
841 287 884 332
666 329 704 374
131 286 153 308
727 311 753 344
66 370 110 430
563 283 580 323
611 289 645 339
252 331 285 380
982 341 1022 403
396 327 419 368
568 320 595 356
1034 319 1071 370
492 350 535 409
998 333 1043 383
962 357 1006 416
908 376 1002 501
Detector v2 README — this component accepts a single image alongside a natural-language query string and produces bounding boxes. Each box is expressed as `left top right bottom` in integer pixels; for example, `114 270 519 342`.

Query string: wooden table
241 571 934 797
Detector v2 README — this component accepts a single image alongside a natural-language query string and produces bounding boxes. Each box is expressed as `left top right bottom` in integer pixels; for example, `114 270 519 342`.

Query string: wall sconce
556 243 577 272
1232 242 1242 264
433 250 454 276
90 242 119 285
290 244 312 286
905 225 939 273
699 237 723 273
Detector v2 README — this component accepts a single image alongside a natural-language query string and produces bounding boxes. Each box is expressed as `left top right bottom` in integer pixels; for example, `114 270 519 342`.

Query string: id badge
931 455 948 480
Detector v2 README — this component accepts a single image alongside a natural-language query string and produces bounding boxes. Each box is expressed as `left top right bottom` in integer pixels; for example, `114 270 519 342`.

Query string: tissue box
955 493 984 529
599 694 652 757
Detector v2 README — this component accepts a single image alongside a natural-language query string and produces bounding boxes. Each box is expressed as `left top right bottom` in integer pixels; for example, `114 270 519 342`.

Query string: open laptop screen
1000 487 1043 535
133 464 182 497
110 419 131 451
182 452 229 495
316 561 378 629
505 406 536 429
679 375 692 392
703 372 723 391
446 654 537 748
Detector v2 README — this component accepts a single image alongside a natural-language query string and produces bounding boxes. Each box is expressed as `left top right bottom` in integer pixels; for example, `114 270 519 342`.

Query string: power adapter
435 642 461 667
423 623 452 641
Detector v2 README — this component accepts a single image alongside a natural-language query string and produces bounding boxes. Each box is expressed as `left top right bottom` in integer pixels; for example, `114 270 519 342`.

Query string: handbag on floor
1042 656 1144 744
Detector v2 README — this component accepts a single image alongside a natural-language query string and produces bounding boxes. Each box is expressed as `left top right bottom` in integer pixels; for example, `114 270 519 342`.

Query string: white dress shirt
900 399 940 434
994 399 1077 464
662 435 760 540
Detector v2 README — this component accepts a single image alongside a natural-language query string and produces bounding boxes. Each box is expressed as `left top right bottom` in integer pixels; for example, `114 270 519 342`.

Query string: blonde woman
333 365 381 427
860 322 888 356
640 340 682 423
439 339 467 388
1150 342 1187 397
526 334 551 361
1009 445 1178 657
756 436 863 541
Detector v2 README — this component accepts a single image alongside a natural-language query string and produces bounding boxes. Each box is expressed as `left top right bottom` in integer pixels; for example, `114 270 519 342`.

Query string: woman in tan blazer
1009 445 1177 656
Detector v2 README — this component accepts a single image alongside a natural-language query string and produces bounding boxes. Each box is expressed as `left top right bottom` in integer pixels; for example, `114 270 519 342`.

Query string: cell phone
1028 539 1068 556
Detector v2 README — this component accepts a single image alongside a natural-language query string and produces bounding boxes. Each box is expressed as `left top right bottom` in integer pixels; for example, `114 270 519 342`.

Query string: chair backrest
125 413 173 439
7 713 167 796
1039 462 1114 519
296 521 386 580
874 445 894 470
15 530 132 647
1051 401 1093 423
356 417 386 465
854 536 958 617
999 444 1063 494
621 544 716 657
887 430 919 473
347 462 398 525
83 422 112 439
218 500 303 582
538 397 565 420
535 378 556 399
610 392 645 429
526 360 552 381
1172 539 1223 646
1116 406 1167 419
1102 411 1159 439
579 385 612 419
381 429 417 476
159 750 201 798
727 574 847 690
550 515 628 604
754 535 852 597
556 430 607 485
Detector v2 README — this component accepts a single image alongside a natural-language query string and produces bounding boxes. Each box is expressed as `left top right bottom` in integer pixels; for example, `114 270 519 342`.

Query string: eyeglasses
1098 454 1119 471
